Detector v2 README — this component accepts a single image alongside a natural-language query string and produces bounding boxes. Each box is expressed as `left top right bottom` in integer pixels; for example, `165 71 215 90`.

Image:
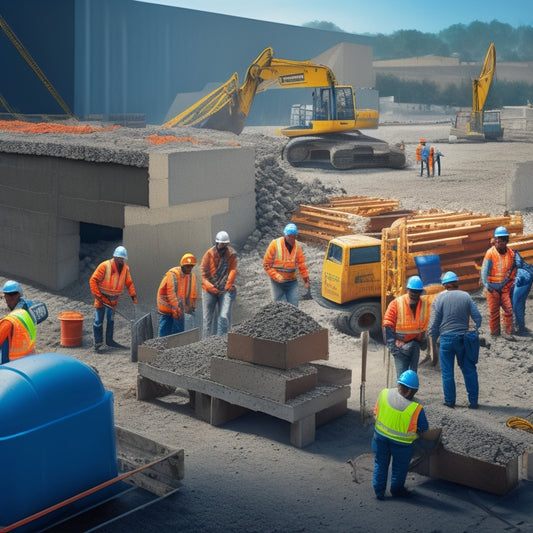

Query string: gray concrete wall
507 161 533 211
124 147 255 306
0 145 255 297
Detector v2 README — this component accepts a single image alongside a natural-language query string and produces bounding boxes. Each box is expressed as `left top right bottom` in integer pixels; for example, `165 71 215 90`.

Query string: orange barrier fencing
0 120 120 134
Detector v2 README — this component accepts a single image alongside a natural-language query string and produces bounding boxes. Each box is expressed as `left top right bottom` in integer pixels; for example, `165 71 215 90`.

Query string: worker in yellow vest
372 370 428 500
0 283 36 364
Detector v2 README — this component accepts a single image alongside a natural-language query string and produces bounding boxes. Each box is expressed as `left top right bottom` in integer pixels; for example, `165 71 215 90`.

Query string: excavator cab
312 87 355 123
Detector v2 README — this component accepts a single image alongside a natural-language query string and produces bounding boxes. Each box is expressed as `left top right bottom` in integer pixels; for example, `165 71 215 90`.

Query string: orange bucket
58 311 84 347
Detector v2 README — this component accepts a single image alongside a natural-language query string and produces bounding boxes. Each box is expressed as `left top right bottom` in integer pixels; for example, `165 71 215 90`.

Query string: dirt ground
3 123 533 532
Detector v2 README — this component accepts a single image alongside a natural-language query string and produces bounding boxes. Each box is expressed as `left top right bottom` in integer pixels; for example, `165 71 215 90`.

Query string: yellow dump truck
319 225 443 339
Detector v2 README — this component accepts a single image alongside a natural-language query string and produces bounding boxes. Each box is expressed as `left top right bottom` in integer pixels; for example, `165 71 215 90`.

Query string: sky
136 0 533 35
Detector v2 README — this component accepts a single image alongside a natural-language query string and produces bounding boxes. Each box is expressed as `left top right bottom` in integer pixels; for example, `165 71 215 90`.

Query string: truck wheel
335 302 382 341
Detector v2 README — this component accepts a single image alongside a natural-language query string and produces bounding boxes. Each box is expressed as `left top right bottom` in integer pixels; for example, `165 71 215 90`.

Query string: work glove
303 277 310 288
172 308 182 319
274 274 284 283
131 295 138 304
387 343 399 357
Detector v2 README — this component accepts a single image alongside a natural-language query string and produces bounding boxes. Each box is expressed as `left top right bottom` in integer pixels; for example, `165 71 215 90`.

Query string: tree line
304 20 533 107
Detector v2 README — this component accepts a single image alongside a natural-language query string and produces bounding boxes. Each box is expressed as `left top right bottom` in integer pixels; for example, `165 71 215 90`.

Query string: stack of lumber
399 211 531 292
292 196 411 243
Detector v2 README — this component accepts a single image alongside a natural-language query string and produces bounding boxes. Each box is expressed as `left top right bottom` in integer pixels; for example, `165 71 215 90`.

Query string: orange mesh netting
146 134 212 146
0 120 120 134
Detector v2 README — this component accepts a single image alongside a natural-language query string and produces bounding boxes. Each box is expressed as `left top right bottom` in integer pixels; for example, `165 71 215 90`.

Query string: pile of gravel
149 335 227 378
232 301 324 341
427 406 533 465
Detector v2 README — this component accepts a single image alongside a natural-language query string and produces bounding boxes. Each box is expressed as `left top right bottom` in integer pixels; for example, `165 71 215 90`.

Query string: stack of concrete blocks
205 328 351 448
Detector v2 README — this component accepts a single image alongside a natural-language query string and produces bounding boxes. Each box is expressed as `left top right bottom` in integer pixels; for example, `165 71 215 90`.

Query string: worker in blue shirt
372 370 428 500
420 143 430 177
429 271 482 409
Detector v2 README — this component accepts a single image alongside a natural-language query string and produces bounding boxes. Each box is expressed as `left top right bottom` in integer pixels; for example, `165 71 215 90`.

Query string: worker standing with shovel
263 223 311 307
89 246 137 352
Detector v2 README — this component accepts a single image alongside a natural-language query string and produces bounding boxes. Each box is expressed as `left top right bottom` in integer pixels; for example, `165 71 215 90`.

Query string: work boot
391 487 414 498
502 332 516 341
94 342 104 353
106 339 128 349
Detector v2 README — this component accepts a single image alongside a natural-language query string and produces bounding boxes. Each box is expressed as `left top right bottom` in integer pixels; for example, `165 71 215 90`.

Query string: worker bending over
382 276 430 378
1 280 36 364
429 271 482 409
89 245 137 351
157 253 197 337
263 223 310 307
372 370 428 500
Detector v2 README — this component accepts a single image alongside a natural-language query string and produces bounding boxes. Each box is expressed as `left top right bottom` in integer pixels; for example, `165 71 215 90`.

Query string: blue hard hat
441 271 459 285
494 226 509 238
284 223 298 235
406 275 423 291
2 280 23 296
113 246 128 259
398 370 419 390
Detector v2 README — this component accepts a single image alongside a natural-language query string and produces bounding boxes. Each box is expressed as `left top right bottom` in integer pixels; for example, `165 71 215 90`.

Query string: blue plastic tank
0 353 118 528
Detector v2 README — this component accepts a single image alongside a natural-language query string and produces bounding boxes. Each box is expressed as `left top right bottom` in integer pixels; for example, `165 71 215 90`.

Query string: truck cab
322 234 382 305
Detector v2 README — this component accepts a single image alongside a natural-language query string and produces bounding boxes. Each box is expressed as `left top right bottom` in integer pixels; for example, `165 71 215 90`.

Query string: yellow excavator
164 47 406 170
450 43 503 141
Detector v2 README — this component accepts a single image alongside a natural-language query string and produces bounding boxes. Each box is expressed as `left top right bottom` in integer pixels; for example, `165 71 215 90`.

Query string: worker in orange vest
383 276 430 378
1 280 36 364
89 245 137 351
157 253 198 337
415 139 426 176
263 223 310 307
201 231 238 337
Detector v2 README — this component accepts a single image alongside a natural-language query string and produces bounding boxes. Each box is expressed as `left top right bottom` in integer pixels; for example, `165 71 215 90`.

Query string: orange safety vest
157 267 197 316
374 388 422 444
90 259 136 308
263 237 309 283
415 144 423 162
1 309 36 360
387 293 430 344
484 246 516 284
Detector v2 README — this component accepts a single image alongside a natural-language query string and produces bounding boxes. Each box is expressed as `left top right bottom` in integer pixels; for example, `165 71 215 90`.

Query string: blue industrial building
0 0 375 125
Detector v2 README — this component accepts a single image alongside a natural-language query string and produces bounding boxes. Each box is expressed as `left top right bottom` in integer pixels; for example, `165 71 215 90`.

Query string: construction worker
1 281 36 364
263 223 310 307
480 226 519 340
432 147 444 176
372 370 428 500
383 276 430 378
89 245 137 351
420 142 430 177
512 267 533 335
2 280 30 312
415 138 426 176
157 253 198 337
201 230 238 337
429 271 482 409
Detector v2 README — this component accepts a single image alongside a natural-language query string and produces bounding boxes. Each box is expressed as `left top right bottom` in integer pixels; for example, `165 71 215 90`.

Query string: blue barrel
0 353 118 528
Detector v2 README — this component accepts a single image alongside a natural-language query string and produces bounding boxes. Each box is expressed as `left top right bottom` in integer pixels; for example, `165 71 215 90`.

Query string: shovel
360 330 369 426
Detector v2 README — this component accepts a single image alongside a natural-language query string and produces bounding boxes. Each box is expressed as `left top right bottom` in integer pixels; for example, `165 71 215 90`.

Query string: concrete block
410 441 520 495
210 356 318 402
316 400 348 427
311 363 352 386
227 329 329 369
137 328 201 363
521 450 533 481
290 414 316 448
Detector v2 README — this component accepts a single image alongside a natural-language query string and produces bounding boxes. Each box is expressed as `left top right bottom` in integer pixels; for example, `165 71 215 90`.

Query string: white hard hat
113 245 128 259
215 231 230 243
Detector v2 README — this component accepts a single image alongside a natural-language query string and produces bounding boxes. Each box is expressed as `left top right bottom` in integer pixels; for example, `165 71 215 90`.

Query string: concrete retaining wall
507 161 533 211
0 146 255 299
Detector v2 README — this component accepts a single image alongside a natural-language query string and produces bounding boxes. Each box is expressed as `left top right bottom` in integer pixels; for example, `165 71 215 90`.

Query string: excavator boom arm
472 43 496 115
164 47 338 134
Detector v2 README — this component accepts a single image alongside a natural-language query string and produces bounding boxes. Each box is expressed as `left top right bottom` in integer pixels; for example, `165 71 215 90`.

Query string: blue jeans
93 306 115 344
372 432 413 497
392 340 420 379
439 333 478 406
270 279 299 307
202 289 235 337
158 313 185 337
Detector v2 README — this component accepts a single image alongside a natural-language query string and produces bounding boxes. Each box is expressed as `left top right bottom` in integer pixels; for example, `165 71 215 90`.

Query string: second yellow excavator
164 47 405 170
